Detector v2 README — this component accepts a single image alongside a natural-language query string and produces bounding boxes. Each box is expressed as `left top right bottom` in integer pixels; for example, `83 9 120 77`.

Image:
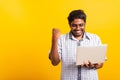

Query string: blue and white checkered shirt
58 32 102 80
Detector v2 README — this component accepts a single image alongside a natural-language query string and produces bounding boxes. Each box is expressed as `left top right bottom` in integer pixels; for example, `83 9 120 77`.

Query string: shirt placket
77 40 81 80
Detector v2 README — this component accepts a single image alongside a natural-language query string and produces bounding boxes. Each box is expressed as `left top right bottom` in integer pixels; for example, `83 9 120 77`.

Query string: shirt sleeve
58 36 62 60
95 34 102 45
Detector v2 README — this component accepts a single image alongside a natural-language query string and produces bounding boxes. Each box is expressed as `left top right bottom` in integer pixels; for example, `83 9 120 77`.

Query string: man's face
70 18 85 38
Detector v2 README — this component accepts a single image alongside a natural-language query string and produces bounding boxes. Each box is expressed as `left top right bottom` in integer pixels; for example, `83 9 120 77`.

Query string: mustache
74 30 82 31
75 30 79 31
73 30 85 33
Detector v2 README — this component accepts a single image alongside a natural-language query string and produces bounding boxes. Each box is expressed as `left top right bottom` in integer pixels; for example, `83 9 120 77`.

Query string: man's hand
52 28 61 41
81 61 104 69
94 62 103 69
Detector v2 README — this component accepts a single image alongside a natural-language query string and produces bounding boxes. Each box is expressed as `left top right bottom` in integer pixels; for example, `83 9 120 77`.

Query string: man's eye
71 24 84 27
71 24 77 27
79 24 84 27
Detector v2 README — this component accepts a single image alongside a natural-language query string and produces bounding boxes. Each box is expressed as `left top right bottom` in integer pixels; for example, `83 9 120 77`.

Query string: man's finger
88 61 95 68
83 61 89 68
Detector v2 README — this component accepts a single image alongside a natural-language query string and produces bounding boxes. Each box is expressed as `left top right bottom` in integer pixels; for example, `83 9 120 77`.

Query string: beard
71 30 85 37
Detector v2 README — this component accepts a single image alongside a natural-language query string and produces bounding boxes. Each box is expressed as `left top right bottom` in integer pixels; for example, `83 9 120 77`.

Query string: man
49 9 104 80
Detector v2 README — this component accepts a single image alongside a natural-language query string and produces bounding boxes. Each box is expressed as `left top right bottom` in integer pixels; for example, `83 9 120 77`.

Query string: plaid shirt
58 32 102 80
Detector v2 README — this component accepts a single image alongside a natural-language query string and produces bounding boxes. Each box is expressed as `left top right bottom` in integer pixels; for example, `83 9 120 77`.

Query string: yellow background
0 0 120 80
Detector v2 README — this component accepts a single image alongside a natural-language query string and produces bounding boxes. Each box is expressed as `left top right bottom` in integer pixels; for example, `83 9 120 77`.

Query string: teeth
76 31 81 33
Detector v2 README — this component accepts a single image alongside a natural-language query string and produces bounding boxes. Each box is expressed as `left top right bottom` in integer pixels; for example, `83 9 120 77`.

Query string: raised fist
52 28 61 41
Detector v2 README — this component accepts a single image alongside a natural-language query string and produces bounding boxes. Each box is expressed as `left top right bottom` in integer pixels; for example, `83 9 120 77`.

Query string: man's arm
49 28 61 66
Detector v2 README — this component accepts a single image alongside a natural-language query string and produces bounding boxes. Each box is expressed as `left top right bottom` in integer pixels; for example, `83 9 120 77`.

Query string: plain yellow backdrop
0 0 120 80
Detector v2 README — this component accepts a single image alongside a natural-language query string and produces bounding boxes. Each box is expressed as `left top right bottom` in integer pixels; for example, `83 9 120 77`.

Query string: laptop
76 44 108 65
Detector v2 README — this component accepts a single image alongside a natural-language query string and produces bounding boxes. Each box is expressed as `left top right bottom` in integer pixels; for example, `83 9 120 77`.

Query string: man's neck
75 35 83 41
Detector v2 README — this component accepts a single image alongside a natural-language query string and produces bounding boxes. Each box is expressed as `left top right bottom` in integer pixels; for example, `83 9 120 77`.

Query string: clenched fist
52 28 61 41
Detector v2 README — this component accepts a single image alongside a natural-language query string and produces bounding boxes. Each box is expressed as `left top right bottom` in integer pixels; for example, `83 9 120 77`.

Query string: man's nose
76 25 80 29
